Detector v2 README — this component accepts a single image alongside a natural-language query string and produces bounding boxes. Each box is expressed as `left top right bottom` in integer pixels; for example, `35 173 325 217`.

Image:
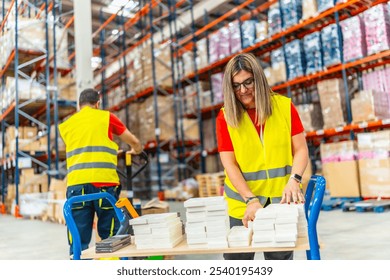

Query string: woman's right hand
242 201 262 228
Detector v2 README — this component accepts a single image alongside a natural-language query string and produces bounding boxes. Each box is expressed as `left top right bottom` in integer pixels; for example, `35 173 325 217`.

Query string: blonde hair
222 52 274 127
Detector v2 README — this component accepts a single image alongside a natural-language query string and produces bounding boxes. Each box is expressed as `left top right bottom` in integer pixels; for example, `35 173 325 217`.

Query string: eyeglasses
232 77 254 92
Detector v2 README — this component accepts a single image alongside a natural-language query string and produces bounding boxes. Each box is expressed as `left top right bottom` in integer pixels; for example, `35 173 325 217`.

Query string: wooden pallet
196 172 225 197
321 197 361 211
342 199 390 213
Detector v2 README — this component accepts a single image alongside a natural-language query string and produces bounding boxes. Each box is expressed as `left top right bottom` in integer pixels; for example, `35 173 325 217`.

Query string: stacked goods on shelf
2 77 46 110
184 196 229 249
268 47 286 86
228 21 242 54
130 212 184 249
267 3 282 36
362 67 390 120
302 0 318 20
317 78 347 129
0 15 69 71
217 26 231 60
137 95 175 144
280 0 302 29
284 39 306 80
296 103 324 131
252 204 306 248
340 14 366 62
320 23 342 67
320 140 361 198
142 43 173 89
362 3 390 56
303 31 323 75
57 76 77 101
6 168 51 218
5 125 47 154
227 226 253 248
182 50 194 77
0 17 45 69
241 20 257 49
195 172 225 197
183 81 212 114
196 37 208 70
254 20 268 43
46 178 67 223
210 72 224 104
208 30 221 64
317 0 347 13
356 131 390 198
351 90 377 123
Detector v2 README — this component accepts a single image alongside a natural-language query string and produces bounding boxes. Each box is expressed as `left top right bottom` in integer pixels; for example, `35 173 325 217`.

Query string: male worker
59 88 143 255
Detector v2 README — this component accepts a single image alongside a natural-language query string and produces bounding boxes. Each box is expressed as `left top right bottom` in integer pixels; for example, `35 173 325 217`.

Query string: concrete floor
1 203 390 260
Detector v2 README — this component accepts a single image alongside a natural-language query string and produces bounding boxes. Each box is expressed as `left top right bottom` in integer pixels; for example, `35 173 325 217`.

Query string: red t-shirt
93 113 126 187
216 103 304 152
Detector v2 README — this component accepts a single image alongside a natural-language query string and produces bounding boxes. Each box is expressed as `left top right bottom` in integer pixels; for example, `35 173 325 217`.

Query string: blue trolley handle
63 192 125 260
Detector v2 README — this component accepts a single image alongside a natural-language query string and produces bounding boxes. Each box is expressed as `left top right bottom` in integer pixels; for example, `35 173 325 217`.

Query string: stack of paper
95 234 131 253
227 226 253 247
252 204 305 248
184 196 230 249
129 212 184 250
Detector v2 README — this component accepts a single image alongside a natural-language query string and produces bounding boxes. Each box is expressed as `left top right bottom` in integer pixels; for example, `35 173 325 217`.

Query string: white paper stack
129 212 184 249
227 226 253 247
252 204 305 248
184 196 230 249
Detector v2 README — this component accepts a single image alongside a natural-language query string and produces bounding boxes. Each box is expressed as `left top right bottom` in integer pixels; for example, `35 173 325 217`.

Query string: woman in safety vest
216 53 309 260
59 88 143 255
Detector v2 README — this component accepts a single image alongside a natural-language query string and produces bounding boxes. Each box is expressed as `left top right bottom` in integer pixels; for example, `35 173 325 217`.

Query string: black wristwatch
290 173 302 184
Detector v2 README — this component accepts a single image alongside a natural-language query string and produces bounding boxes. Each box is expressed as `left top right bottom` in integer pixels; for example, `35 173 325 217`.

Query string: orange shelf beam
0 0 15 32
305 119 390 139
0 101 16 122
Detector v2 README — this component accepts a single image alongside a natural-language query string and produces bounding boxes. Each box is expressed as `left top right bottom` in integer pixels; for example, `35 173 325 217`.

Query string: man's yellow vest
59 107 119 186
223 94 292 219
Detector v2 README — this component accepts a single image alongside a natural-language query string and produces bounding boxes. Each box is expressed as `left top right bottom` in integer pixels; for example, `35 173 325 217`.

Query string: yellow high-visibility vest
59 107 119 186
223 94 292 219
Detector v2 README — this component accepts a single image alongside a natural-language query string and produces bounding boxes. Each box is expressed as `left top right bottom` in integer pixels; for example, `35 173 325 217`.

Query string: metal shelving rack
177 0 390 144
0 0 75 216
92 0 194 199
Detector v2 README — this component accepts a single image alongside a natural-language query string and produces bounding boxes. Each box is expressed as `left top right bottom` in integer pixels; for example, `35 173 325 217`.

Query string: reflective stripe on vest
223 94 293 219
66 146 117 158
59 107 119 186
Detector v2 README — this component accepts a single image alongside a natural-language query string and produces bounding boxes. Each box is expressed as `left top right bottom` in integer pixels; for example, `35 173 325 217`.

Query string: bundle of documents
227 226 253 247
252 204 306 248
95 234 131 253
129 212 184 250
184 196 230 249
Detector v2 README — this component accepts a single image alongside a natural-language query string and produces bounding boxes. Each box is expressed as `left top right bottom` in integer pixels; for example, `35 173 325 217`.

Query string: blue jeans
66 183 121 255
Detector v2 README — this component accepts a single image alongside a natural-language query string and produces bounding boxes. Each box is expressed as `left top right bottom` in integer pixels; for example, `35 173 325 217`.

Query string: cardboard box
141 198 169 215
49 178 67 192
322 161 361 197
358 158 390 197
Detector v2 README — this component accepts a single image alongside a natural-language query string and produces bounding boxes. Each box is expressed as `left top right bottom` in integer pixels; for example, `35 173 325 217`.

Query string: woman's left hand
281 179 305 204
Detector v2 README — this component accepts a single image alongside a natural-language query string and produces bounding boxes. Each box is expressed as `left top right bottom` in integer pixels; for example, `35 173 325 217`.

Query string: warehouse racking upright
0 0 75 216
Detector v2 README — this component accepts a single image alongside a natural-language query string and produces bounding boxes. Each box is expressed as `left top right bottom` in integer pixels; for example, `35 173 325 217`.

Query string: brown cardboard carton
50 178 67 192
141 198 169 215
358 158 390 197
322 161 361 197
